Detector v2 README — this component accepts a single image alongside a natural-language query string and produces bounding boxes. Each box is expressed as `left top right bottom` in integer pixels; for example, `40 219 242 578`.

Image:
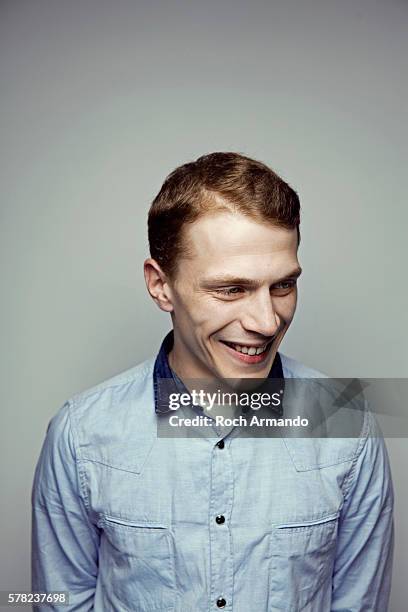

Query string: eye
272 279 297 291
214 286 244 296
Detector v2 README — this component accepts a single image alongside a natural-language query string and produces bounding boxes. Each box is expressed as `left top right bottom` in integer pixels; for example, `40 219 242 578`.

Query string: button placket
209 438 234 611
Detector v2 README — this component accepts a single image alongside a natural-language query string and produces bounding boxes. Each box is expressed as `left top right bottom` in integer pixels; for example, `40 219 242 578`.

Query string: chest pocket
100 515 176 612
268 513 339 611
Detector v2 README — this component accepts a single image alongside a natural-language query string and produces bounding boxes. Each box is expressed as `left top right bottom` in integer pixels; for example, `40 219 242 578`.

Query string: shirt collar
153 330 284 415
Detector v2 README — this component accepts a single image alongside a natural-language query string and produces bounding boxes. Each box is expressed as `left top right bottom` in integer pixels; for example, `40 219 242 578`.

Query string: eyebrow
200 267 303 288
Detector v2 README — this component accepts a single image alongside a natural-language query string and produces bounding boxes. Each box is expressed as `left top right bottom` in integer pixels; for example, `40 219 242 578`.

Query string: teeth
231 343 268 355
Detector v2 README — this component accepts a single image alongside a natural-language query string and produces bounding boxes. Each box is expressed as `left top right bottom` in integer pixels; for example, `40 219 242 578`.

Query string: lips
223 341 270 355
220 339 274 364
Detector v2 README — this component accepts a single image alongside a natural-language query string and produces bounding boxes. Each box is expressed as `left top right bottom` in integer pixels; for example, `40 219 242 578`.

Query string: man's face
167 212 301 381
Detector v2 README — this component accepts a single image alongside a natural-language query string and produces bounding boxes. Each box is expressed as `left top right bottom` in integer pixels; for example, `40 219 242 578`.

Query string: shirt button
217 439 225 449
215 515 225 524
216 597 226 608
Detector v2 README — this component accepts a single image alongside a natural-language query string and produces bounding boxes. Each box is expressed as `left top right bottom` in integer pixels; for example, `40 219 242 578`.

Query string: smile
220 339 274 364
223 342 269 355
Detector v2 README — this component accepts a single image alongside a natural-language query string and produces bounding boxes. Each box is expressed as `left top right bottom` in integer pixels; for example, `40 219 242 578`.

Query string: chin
218 360 272 380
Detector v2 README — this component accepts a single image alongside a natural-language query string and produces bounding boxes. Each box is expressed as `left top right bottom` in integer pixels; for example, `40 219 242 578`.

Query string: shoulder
280 352 328 379
45 358 156 447
279 353 382 476
67 355 155 421
70 357 155 406
41 357 158 474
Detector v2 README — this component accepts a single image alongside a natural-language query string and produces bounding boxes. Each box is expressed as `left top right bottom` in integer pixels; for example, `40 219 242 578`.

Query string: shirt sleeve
31 400 100 611
331 409 395 611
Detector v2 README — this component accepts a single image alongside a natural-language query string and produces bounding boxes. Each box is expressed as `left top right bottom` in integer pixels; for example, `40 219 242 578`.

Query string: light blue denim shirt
31 336 394 611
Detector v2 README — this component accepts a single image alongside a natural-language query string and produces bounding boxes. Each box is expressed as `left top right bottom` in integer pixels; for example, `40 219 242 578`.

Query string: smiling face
159 211 301 381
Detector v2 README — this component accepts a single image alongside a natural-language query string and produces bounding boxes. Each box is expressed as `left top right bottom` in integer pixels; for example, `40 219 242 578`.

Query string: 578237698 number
1 592 69 606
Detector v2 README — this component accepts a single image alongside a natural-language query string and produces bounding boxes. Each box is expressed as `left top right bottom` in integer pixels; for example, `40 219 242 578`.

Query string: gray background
1 0 406 609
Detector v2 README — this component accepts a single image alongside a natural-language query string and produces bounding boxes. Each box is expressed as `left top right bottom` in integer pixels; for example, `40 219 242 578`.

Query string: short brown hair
148 152 301 278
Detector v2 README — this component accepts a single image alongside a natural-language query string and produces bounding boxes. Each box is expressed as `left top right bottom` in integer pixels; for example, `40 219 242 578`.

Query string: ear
144 258 174 312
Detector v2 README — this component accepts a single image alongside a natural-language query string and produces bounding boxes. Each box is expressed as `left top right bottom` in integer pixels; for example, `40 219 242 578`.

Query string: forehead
180 212 299 278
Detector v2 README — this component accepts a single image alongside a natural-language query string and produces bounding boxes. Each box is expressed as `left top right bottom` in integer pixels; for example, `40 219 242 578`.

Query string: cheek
174 294 221 332
177 290 235 326
277 293 298 323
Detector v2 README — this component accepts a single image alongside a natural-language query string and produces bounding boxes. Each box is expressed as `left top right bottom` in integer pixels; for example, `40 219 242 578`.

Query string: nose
240 288 281 338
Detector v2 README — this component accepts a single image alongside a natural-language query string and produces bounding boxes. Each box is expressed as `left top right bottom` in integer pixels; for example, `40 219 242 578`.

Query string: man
32 152 394 611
